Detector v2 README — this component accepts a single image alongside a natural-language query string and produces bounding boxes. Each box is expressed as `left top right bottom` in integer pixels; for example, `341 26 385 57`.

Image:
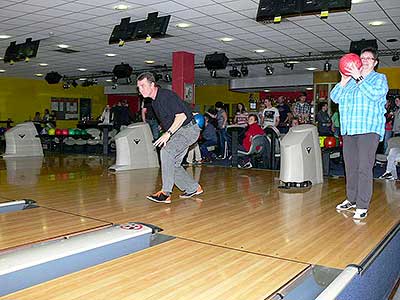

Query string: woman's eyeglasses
360 57 376 61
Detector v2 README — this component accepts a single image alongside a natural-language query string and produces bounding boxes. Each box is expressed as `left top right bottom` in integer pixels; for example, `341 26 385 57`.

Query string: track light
265 65 274 75
240 64 248 76
284 62 294 70
229 66 241 77
392 53 399 62
210 70 217 78
163 73 171 82
323 61 332 71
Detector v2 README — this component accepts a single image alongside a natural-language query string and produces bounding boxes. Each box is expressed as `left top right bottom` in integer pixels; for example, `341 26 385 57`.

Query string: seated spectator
291 117 300 127
199 115 218 161
238 114 265 168
42 109 50 122
33 112 41 122
233 103 249 125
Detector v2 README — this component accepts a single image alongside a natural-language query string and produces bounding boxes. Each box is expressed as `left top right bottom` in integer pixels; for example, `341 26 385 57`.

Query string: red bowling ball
339 53 362 76
324 136 337 148
55 128 62 135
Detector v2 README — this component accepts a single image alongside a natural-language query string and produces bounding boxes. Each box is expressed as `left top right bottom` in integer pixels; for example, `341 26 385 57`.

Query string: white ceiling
0 0 399 86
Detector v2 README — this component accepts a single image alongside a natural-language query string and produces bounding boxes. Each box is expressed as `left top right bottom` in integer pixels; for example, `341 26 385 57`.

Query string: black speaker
256 0 301 22
112 63 133 78
45 72 62 84
350 39 378 55
204 53 229 70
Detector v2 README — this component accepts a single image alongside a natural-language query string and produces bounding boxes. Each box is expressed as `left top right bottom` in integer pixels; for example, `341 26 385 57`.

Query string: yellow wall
0 77 107 128
195 85 259 115
378 67 400 89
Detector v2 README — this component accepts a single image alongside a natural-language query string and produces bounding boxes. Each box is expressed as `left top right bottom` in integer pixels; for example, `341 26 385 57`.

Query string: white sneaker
353 209 368 220
336 199 356 211
378 172 394 180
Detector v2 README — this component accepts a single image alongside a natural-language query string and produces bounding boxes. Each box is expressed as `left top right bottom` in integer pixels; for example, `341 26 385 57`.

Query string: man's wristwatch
167 130 173 136
355 75 364 83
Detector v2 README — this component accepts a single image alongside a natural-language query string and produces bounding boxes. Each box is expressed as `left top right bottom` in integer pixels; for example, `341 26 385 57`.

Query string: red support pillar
172 51 195 104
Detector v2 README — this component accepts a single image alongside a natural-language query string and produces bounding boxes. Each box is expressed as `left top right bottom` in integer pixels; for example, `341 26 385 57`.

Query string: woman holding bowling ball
331 47 388 221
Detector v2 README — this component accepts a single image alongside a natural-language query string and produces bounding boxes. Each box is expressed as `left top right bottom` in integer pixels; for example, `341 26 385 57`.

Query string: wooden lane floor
0 206 111 251
0 156 399 269
0 238 309 300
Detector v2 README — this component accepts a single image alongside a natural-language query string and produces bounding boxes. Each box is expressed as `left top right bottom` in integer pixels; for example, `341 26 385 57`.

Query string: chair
264 126 281 169
238 135 270 168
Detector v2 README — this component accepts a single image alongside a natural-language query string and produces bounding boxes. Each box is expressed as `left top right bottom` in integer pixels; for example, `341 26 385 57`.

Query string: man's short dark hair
215 101 224 108
301 92 307 97
137 72 156 84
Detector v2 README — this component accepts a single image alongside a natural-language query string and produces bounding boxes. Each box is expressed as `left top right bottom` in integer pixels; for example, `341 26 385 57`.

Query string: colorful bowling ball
55 128 62 135
62 129 69 136
194 113 205 129
74 129 81 135
339 53 362 76
324 136 337 148
81 129 88 135
48 128 56 135
319 136 327 148
68 128 75 135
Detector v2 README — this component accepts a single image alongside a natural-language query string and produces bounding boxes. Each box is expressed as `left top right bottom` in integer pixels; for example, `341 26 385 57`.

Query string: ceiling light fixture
77 68 87 71
240 64 248 76
229 66 242 78
219 37 234 42
369 21 385 26
284 62 294 70
39 63 48 66
265 65 274 75
0 69 6 73
323 61 332 72
387 38 398 43
264 89 270 92
105 53 117 57
306 67 318 71
176 23 191 28
34 73 43 77
113 4 129 10
0 35 11 39
287 60 300 64
145 60 155 64
254 49 266 53
57 44 70 48
351 0 363 3
306 87 313 90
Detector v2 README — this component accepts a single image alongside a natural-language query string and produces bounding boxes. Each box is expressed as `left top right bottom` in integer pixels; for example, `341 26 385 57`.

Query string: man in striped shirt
331 47 388 221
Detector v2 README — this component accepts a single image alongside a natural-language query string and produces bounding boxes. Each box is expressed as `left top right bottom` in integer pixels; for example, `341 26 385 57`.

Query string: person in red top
238 114 265 168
